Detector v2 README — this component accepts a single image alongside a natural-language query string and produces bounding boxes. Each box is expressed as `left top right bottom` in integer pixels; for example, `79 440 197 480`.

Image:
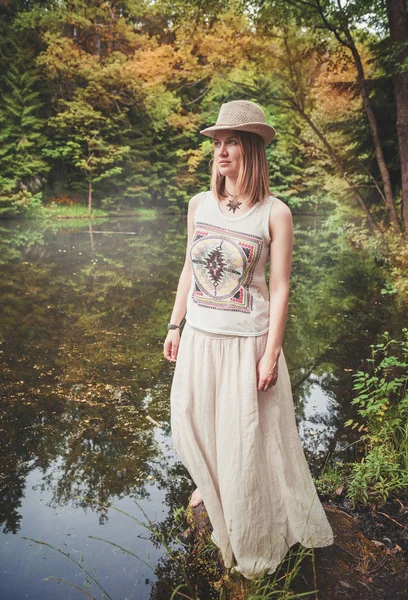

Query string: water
0 212 405 599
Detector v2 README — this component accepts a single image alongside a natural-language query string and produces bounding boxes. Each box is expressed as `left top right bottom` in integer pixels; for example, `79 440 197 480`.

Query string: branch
184 84 212 105
314 0 351 49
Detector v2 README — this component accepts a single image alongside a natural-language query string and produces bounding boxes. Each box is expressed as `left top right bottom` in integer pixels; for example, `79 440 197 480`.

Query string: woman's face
213 130 242 178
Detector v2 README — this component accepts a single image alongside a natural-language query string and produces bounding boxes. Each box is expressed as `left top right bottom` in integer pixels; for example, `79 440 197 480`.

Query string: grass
10 199 164 221
42 202 110 218
23 498 321 600
40 202 163 221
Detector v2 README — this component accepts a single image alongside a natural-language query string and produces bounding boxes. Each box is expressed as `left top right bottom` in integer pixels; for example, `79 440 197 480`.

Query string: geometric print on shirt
189 221 264 313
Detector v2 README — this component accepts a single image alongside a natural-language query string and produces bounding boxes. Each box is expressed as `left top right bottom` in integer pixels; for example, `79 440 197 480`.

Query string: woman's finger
260 371 278 391
171 341 179 361
164 340 173 361
258 376 268 392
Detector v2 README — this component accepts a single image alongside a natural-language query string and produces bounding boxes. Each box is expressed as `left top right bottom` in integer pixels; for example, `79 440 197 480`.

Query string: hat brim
199 122 276 145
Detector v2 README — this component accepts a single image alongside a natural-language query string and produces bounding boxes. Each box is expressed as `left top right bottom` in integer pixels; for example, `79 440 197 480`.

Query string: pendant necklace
225 188 242 213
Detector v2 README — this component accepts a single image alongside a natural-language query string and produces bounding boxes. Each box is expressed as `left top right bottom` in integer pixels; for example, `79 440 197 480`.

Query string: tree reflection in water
0 213 406 597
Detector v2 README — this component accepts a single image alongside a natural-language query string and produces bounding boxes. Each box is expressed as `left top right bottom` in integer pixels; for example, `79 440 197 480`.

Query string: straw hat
200 100 276 145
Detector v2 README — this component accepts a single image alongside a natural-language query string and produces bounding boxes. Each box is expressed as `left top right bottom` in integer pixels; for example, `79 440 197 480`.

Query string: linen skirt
170 321 334 580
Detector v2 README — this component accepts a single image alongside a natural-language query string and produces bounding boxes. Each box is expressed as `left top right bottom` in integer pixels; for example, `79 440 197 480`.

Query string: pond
0 211 406 599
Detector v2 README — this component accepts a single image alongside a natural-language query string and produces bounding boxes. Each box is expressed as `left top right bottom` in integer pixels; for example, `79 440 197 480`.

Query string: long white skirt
170 321 334 580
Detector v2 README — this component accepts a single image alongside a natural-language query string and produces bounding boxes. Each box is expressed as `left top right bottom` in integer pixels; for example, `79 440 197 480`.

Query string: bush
344 329 408 507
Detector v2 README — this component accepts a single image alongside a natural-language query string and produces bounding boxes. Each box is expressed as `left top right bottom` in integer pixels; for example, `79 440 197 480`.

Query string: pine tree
0 62 49 216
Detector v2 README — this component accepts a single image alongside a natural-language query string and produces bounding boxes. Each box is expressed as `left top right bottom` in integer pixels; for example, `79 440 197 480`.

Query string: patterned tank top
185 190 276 336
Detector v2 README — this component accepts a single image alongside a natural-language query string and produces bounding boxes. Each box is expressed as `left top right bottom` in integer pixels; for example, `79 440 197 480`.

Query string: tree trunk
342 27 401 232
88 179 92 216
291 0 401 231
95 27 101 56
386 0 408 239
299 108 381 232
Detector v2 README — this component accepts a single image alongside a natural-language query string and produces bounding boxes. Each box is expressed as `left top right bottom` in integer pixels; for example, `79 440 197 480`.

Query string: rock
187 501 408 599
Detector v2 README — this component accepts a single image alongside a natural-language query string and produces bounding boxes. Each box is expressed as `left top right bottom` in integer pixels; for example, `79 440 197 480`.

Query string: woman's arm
256 199 294 391
163 193 202 362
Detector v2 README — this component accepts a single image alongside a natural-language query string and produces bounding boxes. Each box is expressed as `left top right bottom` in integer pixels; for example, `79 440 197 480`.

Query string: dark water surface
0 212 406 599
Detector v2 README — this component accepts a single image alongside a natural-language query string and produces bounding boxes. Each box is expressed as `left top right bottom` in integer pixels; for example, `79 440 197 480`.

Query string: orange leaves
128 44 181 86
313 41 376 118
189 23 251 71
126 13 254 90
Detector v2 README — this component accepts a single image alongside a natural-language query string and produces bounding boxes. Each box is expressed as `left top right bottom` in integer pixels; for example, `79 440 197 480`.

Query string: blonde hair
210 130 271 205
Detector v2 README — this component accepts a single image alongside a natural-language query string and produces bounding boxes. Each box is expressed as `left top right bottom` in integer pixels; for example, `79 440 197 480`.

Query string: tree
253 0 401 232
43 99 131 214
386 0 408 238
0 62 49 215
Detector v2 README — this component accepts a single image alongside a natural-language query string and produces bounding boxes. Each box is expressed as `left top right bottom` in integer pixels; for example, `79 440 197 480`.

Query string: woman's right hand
163 329 181 362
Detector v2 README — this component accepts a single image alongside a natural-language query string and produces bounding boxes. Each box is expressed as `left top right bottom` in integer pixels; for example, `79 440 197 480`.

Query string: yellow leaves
186 146 208 173
166 112 200 132
36 32 98 80
125 13 254 92
129 45 180 87
176 17 251 73
197 29 250 69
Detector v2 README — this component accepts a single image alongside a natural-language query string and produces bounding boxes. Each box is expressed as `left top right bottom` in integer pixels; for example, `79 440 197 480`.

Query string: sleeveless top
185 190 276 336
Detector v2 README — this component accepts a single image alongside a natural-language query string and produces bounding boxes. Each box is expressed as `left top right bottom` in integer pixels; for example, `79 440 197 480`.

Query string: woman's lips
219 161 230 165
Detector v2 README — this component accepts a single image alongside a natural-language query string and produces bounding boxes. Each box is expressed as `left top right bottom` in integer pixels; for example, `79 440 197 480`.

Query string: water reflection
0 213 406 598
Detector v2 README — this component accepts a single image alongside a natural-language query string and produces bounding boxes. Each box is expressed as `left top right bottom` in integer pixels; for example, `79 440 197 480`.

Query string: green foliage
0 185 46 218
339 221 408 310
41 98 132 212
0 63 48 181
314 460 350 497
344 329 408 507
0 60 49 216
1 0 401 218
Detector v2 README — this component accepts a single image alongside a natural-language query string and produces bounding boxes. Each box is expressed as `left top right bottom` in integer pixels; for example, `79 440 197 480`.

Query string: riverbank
3 202 163 220
165 489 408 599
1 201 329 221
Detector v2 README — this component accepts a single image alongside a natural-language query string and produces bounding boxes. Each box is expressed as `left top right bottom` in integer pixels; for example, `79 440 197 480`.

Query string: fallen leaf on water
146 415 162 428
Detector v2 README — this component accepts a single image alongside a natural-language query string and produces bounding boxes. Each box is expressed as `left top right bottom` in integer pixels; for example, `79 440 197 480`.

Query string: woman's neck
223 175 238 197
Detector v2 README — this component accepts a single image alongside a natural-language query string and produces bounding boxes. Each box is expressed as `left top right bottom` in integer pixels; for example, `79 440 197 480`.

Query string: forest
1 1 408 598
0 0 407 235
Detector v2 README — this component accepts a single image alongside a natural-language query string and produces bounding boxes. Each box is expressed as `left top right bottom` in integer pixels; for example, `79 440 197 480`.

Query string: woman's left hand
256 352 279 392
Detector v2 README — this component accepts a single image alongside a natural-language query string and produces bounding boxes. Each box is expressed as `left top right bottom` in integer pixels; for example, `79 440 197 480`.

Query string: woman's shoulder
189 190 210 205
187 190 210 222
269 195 292 216
266 196 293 240
189 190 209 207
268 196 293 237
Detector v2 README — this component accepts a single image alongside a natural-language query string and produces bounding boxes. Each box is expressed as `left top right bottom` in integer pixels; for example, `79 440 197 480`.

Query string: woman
163 100 334 580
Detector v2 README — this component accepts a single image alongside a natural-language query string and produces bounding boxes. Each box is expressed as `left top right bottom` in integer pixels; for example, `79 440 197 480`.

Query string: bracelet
167 317 185 330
